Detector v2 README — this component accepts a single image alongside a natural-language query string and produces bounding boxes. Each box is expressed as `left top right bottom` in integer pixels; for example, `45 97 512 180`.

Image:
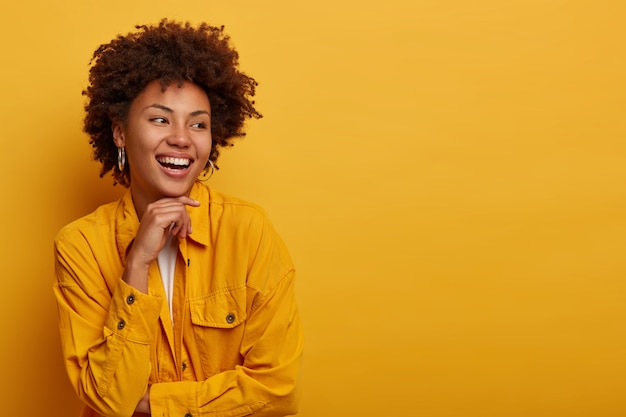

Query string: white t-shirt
157 233 177 322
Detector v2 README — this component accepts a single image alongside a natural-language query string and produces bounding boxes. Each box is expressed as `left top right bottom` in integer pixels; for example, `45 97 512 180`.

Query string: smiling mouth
157 156 191 170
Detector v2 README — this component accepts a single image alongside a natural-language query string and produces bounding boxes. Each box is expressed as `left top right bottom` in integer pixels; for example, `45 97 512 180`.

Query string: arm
53 236 162 417
150 270 303 417
150 212 304 416
53 196 199 416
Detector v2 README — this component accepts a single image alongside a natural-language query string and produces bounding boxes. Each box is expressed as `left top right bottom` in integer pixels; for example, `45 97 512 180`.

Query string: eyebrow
144 104 210 117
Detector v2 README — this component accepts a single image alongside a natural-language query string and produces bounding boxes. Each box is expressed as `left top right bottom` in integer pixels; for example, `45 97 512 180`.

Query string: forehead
131 80 211 111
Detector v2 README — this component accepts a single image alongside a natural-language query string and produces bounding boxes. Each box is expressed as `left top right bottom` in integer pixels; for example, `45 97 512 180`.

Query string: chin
160 183 195 198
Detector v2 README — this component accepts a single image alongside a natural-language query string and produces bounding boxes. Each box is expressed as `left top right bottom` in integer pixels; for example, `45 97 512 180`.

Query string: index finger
171 196 201 207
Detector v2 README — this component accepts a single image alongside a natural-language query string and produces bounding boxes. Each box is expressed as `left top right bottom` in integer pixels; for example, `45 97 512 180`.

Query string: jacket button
126 295 135 305
185 413 193 417
225 313 235 324
117 320 126 330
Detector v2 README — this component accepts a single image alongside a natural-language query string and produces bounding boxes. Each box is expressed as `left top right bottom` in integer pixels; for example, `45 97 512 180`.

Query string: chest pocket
188 286 248 375
189 285 247 328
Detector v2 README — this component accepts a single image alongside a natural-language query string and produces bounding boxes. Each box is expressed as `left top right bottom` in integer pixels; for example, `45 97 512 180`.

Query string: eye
190 121 207 129
150 117 168 124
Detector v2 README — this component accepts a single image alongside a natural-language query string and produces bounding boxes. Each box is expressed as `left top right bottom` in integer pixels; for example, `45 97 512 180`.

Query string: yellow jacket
53 182 303 417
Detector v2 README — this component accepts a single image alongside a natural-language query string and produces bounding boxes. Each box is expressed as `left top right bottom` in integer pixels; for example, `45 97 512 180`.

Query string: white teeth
158 157 190 166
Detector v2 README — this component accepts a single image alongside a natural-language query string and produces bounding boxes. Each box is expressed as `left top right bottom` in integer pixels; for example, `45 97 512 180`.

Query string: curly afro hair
83 19 262 186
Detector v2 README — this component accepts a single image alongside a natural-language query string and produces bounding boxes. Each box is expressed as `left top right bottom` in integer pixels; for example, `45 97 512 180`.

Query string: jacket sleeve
150 271 303 417
53 230 163 417
149 215 304 417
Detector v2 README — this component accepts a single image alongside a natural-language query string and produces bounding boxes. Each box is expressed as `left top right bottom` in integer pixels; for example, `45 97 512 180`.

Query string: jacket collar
115 182 210 264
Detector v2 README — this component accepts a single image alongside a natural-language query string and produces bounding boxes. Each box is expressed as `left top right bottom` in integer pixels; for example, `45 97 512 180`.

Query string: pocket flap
189 286 247 328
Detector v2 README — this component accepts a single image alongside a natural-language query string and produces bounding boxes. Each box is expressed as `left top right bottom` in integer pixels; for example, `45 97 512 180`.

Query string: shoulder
205 187 295 286
205 187 276 235
54 200 120 248
208 188 269 219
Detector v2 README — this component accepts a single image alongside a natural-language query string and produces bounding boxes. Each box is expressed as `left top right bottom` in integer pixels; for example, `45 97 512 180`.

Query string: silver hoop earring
198 159 215 181
117 147 126 171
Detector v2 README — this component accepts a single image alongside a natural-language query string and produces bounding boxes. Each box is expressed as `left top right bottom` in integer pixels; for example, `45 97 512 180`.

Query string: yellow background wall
1 1 625 415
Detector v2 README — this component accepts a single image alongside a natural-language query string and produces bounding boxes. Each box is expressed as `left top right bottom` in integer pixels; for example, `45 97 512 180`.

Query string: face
113 80 212 213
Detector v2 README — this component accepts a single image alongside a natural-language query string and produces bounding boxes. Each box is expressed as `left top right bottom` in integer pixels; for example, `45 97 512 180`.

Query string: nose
166 123 191 148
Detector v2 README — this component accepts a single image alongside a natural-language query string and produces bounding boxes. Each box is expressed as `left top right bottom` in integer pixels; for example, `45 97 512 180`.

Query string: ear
112 123 126 148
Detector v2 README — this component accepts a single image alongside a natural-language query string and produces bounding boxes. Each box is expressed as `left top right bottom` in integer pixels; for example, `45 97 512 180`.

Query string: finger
153 196 200 208
141 197 198 239
167 212 192 238
162 197 199 235
144 196 200 213
170 220 189 239
169 221 183 238
180 196 201 207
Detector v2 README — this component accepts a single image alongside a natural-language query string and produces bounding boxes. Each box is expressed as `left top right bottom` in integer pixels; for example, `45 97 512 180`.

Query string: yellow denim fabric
53 182 303 417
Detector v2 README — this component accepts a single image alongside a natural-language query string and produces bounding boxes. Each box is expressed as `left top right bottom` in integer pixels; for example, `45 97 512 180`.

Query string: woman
53 20 302 417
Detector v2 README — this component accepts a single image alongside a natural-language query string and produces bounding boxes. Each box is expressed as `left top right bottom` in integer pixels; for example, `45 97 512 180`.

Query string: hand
123 196 200 292
133 196 200 262
133 387 151 415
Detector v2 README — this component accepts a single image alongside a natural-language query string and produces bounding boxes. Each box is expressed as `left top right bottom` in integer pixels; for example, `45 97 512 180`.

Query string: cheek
200 137 213 157
129 130 162 153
